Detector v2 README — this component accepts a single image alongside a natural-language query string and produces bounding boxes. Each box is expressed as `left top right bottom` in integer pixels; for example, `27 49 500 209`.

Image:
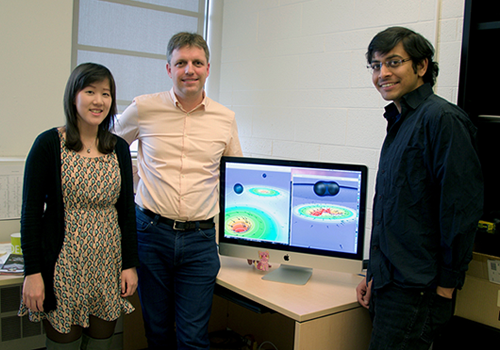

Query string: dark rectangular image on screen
219 157 367 263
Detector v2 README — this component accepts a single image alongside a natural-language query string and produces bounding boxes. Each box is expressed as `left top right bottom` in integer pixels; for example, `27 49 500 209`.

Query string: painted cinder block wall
215 0 466 256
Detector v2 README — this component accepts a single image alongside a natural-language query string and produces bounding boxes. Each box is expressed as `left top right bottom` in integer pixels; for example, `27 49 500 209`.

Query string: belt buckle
173 220 186 230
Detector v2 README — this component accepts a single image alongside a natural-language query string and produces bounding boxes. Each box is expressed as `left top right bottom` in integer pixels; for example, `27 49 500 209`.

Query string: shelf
478 115 500 122
477 21 500 30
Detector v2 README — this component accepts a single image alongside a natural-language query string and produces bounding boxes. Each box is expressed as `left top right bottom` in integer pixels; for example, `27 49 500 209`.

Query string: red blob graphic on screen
296 204 355 221
225 207 279 240
230 219 252 233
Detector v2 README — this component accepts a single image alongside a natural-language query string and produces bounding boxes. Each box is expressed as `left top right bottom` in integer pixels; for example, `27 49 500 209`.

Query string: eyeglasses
367 58 412 74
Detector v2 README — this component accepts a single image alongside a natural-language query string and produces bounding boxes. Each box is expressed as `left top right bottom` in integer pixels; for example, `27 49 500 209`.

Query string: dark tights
44 316 117 343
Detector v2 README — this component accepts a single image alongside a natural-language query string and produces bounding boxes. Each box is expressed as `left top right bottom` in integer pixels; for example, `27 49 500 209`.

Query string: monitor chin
218 156 367 286
219 243 364 285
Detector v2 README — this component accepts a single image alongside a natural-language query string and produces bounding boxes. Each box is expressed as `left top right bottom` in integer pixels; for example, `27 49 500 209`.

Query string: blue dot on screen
234 183 244 194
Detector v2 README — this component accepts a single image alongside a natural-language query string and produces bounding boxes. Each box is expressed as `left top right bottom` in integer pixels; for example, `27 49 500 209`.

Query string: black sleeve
430 110 483 289
114 135 140 270
20 129 65 276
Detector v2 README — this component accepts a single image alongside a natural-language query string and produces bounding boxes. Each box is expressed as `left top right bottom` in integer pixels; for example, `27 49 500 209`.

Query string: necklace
83 138 97 154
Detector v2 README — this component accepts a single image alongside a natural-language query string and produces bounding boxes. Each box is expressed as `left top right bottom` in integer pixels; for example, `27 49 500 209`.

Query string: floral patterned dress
19 130 134 333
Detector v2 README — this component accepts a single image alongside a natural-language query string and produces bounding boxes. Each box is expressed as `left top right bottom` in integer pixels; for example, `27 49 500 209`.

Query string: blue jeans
135 208 220 350
368 283 453 350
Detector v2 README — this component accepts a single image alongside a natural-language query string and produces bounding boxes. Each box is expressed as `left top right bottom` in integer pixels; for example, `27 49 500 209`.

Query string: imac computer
218 156 368 285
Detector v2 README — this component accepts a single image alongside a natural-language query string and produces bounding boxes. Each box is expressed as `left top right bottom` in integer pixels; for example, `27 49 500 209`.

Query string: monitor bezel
218 156 367 263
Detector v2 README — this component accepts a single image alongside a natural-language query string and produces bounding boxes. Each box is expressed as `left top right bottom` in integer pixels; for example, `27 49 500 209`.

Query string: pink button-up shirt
115 89 242 221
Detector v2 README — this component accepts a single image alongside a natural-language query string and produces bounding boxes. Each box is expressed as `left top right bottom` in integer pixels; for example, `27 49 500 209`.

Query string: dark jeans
135 208 220 350
369 283 453 350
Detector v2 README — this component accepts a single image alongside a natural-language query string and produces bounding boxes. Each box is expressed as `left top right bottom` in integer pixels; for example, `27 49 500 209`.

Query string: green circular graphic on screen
295 204 355 221
248 187 280 197
225 206 278 240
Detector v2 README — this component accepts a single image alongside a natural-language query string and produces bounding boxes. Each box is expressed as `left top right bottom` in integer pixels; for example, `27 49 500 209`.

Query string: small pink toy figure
247 251 272 271
255 250 270 271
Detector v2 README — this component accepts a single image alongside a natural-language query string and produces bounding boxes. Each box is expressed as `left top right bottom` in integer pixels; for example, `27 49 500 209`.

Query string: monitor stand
262 265 313 285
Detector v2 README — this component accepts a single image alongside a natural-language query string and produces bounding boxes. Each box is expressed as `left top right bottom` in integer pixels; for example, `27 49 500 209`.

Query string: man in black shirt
356 27 483 350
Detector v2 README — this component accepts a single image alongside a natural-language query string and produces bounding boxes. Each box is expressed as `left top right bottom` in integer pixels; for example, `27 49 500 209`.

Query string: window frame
71 0 208 110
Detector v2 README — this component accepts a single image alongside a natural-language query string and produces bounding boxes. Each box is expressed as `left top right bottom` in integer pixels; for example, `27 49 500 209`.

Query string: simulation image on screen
289 169 361 254
224 166 291 244
223 163 362 254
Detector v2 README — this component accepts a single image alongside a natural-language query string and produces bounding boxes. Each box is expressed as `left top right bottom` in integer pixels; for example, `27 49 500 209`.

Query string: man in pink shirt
116 32 242 350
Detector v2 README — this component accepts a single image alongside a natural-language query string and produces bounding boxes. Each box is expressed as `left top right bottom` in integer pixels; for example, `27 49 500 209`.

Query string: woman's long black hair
63 62 117 154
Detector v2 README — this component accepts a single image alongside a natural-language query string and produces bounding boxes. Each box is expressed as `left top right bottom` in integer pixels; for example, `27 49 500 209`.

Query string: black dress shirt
367 83 483 291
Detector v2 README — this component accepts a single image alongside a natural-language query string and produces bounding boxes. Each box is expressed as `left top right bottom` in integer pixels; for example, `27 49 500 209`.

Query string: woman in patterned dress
19 63 139 350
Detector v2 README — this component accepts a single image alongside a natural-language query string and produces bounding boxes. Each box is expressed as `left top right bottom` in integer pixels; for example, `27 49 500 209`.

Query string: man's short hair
167 32 210 64
366 26 439 87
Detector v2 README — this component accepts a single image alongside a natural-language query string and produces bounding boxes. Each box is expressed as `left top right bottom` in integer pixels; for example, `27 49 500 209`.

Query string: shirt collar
168 88 207 113
401 83 433 110
383 83 434 124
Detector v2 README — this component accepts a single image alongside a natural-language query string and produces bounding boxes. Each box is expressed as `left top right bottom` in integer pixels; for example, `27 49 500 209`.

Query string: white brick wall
214 0 466 256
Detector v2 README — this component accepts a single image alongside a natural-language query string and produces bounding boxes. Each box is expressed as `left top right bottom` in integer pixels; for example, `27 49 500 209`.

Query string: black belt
136 206 214 231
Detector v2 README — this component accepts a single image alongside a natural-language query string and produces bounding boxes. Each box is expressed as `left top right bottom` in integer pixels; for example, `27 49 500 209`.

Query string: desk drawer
0 284 45 349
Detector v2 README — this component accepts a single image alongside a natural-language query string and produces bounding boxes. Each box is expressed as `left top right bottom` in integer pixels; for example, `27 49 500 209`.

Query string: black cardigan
20 128 139 312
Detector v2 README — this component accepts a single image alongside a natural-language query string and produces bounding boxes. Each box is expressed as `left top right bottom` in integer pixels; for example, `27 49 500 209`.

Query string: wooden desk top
0 255 365 323
217 256 365 323
0 273 23 286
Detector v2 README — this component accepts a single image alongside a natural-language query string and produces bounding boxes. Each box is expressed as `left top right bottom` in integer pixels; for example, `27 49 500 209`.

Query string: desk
0 274 47 350
213 256 372 350
0 273 23 287
1 256 372 350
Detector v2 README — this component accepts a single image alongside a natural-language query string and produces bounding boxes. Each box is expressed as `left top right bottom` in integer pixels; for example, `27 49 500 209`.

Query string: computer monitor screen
218 156 368 285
